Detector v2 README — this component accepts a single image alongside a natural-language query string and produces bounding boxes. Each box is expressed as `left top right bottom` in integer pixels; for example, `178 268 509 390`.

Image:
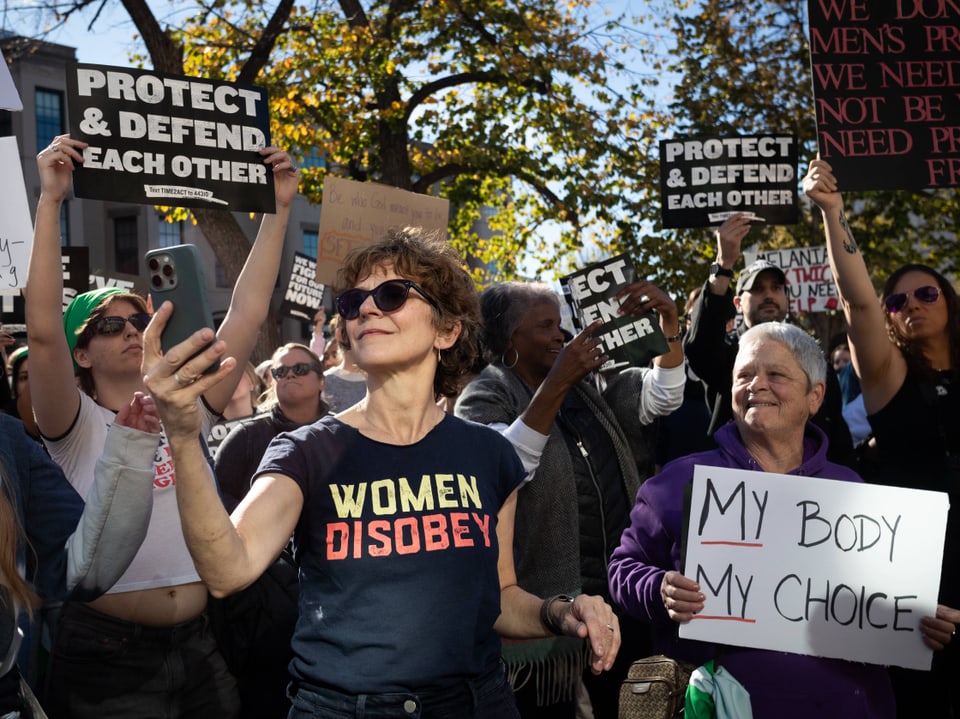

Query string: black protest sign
560 254 669 374
659 134 798 229
808 0 960 191
66 63 274 212
280 252 325 321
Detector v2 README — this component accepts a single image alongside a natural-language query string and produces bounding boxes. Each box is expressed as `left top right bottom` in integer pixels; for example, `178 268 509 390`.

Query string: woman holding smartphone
25 134 298 718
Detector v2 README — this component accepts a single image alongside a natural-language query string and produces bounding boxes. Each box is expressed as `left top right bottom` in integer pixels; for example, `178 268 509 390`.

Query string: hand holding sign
261 145 300 209
716 212 753 268
660 570 706 624
37 135 87 204
802 158 844 217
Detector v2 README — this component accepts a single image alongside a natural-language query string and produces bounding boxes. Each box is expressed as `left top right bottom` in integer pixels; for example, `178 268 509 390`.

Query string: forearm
168 433 252 596
495 584 554 639
67 426 158 600
821 203 876 312
653 314 684 369
25 195 67 341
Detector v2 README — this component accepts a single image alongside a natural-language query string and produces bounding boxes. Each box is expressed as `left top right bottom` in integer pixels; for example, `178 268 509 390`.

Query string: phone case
144 244 220 372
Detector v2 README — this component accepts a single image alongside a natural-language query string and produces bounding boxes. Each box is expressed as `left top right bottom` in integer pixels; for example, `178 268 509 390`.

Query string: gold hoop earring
502 348 519 368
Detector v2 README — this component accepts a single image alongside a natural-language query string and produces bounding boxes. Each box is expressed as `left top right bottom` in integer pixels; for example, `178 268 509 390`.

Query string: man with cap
683 212 854 465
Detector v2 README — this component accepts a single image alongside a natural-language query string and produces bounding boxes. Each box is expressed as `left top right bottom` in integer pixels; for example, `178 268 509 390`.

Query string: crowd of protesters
0 138 956 719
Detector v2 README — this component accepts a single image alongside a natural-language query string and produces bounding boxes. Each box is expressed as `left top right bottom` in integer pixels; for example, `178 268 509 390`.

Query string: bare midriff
86 581 208 626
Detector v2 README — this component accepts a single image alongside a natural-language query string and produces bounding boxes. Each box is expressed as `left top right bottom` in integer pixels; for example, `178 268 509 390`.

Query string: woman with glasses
141 227 621 719
24 134 298 718
804 158 960 717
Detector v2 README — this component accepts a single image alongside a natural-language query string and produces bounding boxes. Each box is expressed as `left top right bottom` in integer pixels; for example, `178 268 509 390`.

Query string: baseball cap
63 287 127 356
736 259 787 295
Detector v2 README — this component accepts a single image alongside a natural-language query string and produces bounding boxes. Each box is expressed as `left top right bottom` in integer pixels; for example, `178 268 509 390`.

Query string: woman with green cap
24 133 299 719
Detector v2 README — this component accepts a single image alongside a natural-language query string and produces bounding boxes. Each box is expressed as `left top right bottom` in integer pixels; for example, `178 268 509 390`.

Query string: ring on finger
606 623 614 632
174 371 192 386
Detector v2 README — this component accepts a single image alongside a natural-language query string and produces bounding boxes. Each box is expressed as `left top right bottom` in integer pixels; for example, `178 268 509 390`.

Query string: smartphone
144 244 220 373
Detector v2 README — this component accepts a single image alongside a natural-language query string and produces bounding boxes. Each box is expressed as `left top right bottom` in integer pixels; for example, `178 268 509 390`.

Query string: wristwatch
709 262 734 278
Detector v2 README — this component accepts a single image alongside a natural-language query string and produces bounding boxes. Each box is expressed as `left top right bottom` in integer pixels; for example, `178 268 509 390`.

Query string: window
157 214 183 248
35 88 64 151
113 216 139 275
303 229 318 259
0 110 11 137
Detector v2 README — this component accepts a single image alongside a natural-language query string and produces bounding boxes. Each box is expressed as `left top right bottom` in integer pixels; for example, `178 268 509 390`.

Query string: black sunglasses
271 362 321 380
883 285 941 314
89 312 152 337
336 279 439 320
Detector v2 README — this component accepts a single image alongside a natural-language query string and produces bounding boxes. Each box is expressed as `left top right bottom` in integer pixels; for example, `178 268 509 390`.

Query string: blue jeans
288 661 520 719
44 601 239 719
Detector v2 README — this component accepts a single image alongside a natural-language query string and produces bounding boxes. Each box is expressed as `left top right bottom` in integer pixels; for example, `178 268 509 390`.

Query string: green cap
63 287 126 356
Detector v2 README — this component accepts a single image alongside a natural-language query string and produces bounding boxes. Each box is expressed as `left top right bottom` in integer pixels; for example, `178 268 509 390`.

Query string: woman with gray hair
609 322 898 717
455 279 685 718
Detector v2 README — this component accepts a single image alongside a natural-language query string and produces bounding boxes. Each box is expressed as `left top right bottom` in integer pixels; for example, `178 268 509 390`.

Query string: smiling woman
804 158 960 717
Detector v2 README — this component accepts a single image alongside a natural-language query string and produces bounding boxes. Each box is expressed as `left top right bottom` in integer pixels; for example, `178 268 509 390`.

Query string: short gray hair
479 282 559 364
737 322 826 389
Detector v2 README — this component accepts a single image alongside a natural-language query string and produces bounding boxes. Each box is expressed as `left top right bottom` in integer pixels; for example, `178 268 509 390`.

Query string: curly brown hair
335 227 480 398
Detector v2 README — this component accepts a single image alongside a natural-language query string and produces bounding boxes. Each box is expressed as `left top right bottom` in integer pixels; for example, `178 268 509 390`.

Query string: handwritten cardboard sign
316 176 450 287
743 246 839 314
0 49 23 111
808 0 960 190
66 63 274 211
680 465 947 670
659 134 798 228
280 251 326 321
559 254 669 373
0 137 34 290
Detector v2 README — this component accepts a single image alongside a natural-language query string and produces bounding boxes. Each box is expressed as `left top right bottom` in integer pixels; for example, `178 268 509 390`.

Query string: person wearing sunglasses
141 227 621 719
24 133 299 719
804 158 960 717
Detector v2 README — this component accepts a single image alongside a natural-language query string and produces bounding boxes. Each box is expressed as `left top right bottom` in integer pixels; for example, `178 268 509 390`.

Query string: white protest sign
0 49 23 111
680 465 947 670
316 176 450 286
743 246 839 314
0 137 35 289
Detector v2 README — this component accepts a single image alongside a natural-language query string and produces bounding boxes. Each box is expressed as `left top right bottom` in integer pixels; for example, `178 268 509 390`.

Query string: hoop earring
502 347 519 368
437 348 442 364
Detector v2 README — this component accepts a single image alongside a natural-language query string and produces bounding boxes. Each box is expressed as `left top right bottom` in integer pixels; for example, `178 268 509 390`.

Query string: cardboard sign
280 251 326 321
559 254 669 373
743 246 839 314
808 0 960 190
680 465 947 670
316 176 450 287
659 134 798 228
66 63 274 211
0 137 34 290
0 49 23 111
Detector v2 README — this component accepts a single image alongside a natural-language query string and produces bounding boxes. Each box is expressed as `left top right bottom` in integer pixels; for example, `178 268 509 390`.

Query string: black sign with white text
66 63 274 212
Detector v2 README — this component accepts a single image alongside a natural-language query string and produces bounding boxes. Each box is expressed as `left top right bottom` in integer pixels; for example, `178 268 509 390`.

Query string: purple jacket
609 422 895 718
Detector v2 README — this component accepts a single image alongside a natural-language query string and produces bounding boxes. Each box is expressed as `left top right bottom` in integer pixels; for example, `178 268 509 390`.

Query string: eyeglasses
271 362 321 380
89 312 152 337
883 285 941 314
336 279 440 320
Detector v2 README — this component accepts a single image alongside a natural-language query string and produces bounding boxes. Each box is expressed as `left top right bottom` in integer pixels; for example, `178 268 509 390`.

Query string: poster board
559 254 669 373
0 137 35 290
808 0 960 190
280 251 325 321
743 246 838 314
316 176 450 287
680 465 947 670
66 63 275 211
0 49 23 111
659 134 798 228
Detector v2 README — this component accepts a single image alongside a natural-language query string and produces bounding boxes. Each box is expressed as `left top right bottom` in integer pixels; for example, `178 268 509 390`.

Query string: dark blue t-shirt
256 413 525 694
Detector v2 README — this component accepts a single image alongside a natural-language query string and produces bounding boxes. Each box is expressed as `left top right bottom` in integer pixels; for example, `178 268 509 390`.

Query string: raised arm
204 146 299 413
143 303 301 596
24 135 87 438
802 158 905 410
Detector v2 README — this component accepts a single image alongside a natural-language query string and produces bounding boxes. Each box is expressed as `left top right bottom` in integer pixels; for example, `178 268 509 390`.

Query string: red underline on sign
699 541 763 547
692 616 757 623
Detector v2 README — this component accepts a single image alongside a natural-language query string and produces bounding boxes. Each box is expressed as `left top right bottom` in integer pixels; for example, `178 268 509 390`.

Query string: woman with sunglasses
141 227 620 719
804 158 960 717
24 133 298 718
